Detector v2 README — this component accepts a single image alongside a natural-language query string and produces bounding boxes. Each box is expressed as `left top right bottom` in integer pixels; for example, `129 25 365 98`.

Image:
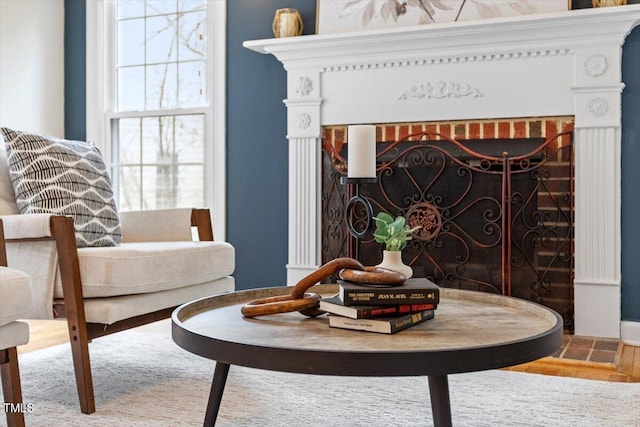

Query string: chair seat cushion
82 276 234 324
53 241 235 298
0 321 29 350
0 266 32 326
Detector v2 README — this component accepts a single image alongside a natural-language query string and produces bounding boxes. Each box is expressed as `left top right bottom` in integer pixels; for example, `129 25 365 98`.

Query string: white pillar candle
347 125 376 178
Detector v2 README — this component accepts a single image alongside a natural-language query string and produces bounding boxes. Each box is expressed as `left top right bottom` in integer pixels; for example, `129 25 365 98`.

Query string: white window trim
86 0 227 240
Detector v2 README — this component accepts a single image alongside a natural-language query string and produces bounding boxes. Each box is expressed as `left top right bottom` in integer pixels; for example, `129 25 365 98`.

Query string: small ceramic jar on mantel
592 0 627 6
272 8 303 38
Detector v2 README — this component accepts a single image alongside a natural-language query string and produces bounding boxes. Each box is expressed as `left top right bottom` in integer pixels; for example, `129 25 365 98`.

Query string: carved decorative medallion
295 76 313 97
588 97 609 117
297 112 311 129
398 81 483 101
584 54 607 77
406 203 442 241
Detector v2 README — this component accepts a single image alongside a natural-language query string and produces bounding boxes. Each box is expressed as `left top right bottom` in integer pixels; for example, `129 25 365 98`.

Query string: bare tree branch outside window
115 0 207 210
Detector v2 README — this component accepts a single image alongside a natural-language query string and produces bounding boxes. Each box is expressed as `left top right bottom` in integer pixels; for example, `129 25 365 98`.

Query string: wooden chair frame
0 347 24 427
2 209 215 414
0 220 26 427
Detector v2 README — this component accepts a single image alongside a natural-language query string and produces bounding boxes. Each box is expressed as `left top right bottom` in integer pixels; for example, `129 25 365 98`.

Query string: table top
171 284 562 376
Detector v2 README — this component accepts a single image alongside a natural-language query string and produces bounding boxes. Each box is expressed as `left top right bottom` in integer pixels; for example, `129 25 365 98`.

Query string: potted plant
373 212 421 278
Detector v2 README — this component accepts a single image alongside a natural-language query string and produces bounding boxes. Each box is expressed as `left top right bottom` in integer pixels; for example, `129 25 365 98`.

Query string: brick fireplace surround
245 6 640 342
321 116 575 323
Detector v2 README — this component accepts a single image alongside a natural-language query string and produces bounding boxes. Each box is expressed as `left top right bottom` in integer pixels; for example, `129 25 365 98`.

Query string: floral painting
317 0 570 34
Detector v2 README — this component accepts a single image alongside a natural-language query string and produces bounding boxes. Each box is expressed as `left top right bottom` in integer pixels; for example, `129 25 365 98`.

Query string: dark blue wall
621 26 640 322
227 0 316 289
63 0 86 141
64 2 639 316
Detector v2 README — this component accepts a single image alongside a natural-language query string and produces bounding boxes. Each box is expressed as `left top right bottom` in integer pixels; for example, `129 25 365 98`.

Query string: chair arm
0 213 54 239
0 214 61 320
119 208 200 242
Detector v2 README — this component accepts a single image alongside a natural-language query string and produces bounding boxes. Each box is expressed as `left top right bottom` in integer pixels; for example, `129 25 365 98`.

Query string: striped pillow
1 128 122 247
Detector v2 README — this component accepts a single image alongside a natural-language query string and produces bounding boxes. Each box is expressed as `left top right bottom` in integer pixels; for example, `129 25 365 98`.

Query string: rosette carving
298 112 311 129
584 55 607 78
588 98 609 117
295 76 313 97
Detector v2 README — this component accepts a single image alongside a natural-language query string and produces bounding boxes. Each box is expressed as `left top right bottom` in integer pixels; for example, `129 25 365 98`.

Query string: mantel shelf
244 5 640 68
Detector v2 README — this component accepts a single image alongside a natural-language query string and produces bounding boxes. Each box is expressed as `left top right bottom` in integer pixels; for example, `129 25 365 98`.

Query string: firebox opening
322 117 575 330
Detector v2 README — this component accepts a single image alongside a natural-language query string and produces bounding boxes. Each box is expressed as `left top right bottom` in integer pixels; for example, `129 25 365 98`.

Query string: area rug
4 320 639 427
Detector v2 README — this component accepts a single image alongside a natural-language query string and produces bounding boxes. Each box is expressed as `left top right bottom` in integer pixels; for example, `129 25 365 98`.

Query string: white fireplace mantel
245 5 640 341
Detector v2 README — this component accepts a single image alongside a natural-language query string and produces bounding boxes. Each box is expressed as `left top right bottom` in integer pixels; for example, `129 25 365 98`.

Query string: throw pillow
1 127 122 247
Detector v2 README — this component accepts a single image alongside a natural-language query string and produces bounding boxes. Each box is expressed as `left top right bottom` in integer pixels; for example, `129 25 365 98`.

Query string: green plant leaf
388 218 403 234
373 231 387 243
373 212 420 251
375 212 394 225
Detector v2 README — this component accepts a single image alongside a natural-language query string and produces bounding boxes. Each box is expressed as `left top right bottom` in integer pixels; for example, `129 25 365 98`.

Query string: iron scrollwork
322 129 575 329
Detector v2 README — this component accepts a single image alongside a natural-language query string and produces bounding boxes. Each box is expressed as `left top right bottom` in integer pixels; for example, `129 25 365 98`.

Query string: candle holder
322 127 378 259
341 176 378 262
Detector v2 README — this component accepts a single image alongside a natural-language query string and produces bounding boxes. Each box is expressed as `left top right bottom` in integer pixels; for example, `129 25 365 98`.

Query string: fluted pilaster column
573 47 623 337
284 70 323 284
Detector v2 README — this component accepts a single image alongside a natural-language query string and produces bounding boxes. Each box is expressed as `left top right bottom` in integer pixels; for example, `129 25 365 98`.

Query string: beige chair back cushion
0 266 31 326
2 213 58 319
0 137 19 215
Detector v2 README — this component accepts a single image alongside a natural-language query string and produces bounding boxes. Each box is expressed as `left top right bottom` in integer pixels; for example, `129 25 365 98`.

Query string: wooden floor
17 319 640 383
18 320 70 354
504 344 640 382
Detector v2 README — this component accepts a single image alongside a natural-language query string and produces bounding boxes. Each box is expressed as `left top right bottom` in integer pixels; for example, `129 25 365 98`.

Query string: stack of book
320 278 440 334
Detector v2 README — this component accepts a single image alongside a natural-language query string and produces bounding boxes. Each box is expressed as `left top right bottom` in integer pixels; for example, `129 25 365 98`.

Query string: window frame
86 0 227 240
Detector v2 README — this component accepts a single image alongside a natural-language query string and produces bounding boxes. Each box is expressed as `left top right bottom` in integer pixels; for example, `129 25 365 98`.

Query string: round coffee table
172 284 562 427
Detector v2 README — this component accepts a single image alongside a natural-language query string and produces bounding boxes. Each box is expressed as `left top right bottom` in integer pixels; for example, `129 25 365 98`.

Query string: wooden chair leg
65 320 95 414
51 216 96 414
1 347 26 427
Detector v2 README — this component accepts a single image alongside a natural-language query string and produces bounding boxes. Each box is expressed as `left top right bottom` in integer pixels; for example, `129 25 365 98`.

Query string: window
87 0 226 237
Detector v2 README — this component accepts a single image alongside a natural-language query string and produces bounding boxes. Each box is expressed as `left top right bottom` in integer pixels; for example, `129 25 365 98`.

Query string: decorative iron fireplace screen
322 130 574 329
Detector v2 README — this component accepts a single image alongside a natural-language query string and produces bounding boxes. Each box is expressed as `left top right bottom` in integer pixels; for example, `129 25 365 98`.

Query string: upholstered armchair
0 128 235 414
1 219 32 427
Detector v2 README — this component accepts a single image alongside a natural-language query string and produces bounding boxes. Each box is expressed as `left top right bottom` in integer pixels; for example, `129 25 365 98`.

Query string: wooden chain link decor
241 257 406 318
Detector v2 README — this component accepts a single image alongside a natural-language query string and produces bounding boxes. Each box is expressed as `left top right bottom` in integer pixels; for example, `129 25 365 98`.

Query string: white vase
376 250 413 279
